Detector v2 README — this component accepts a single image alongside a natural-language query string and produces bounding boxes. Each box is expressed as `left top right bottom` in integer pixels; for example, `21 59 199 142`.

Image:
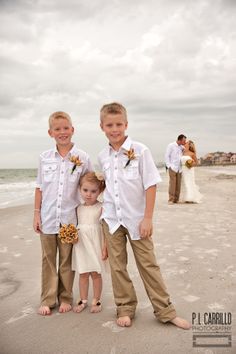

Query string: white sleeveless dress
180 156 202 203
72 202 107 274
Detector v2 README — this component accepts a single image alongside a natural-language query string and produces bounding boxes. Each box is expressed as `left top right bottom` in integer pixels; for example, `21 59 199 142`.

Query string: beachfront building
200 152 236 165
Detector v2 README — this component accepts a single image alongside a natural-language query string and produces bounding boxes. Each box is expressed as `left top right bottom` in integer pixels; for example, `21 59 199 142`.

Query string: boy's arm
33 188 42 234
139 185 156 239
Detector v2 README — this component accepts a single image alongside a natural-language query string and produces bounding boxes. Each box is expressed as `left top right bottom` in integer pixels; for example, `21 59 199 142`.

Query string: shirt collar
107 136 132 155
53 143 76 158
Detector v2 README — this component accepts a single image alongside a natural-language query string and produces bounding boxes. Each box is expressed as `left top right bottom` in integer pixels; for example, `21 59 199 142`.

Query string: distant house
200 151 236 165
230 154 236 163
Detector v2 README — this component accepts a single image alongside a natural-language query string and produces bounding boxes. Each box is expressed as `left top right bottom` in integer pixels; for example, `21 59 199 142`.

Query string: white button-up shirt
98 136 162 240
165 142 184 172
36 144 93 234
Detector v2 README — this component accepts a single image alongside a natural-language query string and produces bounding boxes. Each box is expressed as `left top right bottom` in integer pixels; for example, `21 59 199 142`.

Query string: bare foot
117 316 132 327
38 305 51 316
59 302 72 313
73 300 87 313
170 316 192 330
90 301 102 313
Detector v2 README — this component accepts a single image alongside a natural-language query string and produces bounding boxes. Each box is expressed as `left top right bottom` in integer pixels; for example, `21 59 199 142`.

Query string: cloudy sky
0 0 236 168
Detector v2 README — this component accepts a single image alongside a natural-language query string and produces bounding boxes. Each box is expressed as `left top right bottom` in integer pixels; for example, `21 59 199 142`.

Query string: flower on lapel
70 155 83 174
123 148 136 168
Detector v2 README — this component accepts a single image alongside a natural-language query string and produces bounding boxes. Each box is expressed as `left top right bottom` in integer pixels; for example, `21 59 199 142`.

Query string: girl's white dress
180 155 203 203
72 202 106 274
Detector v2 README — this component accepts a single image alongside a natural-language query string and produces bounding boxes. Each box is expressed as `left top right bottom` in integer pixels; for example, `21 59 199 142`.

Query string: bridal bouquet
185 159 193 169
58 224 79 244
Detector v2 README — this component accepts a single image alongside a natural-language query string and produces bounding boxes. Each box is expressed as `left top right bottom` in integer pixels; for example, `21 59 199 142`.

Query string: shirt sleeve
83 154 94 174
140 148 162 190
165 144 172 168
35 156 42 190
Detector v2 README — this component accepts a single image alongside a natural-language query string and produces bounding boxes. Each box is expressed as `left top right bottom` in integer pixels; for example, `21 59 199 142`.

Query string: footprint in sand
102 321 125 333
0 268 21 299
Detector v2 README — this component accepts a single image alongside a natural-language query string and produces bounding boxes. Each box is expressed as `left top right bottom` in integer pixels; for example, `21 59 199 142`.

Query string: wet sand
0 166 235 354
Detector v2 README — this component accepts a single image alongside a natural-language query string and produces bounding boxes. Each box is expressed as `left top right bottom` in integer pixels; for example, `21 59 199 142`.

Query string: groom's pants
168 168 182 202
102 221 177 322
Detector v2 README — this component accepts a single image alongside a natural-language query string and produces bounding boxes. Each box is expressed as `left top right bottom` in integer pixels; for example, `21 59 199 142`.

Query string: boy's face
48 118 74 147
100 113 128 149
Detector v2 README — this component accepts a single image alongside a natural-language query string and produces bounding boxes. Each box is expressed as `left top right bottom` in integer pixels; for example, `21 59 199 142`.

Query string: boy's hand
33 213 42 234
102 246 108 260
139 218 153 239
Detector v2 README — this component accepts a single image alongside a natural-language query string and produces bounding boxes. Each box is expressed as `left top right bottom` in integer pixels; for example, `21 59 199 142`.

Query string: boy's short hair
49 111 72 128
100 102 127 122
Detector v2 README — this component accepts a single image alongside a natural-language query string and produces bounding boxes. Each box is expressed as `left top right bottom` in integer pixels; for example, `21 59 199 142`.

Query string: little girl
72 171 108 313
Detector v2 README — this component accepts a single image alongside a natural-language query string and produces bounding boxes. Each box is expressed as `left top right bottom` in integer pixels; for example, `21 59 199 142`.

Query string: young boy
33 111 92 316
98 102 191 329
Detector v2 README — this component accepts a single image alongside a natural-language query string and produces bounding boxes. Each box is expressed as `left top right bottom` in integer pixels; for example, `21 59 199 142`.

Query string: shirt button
115 180 117 183
117 207 120 210
115 194 118 197
115 167 118 170
60 182 63 185
115 154 117 158
61 171 64 174
58 205 60 208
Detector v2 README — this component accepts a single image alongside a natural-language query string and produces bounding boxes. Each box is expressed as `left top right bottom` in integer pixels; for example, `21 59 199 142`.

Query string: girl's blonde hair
79 172 105 192
189 140 196 153
49 111 72 128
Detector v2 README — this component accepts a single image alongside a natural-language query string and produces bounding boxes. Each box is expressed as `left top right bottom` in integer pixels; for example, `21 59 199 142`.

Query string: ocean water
0 169 37 209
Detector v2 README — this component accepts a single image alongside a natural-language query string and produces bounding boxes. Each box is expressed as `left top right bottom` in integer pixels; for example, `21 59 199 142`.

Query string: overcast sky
0 0 236 168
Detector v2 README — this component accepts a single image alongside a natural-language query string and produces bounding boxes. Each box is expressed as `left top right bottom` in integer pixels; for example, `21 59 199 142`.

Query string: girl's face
80 181 100 206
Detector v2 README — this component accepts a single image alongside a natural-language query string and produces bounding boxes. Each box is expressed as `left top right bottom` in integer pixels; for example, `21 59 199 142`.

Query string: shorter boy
33 111 92 316
98 102 191 329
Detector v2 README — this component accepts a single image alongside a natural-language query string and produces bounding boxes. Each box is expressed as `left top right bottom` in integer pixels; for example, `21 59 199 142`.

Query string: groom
165 134 186 204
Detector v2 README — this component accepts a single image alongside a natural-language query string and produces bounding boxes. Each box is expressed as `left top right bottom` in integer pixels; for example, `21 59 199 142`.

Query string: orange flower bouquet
58 224 79 244
185 159 193 169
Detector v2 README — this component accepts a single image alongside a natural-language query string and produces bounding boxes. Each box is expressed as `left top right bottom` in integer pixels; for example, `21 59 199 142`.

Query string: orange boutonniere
69 155 83 174
124 148 136 168
58 223 79 244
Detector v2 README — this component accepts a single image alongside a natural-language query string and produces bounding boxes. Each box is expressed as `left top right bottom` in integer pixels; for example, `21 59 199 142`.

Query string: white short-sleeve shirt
36 144 93 234
98 136 162 240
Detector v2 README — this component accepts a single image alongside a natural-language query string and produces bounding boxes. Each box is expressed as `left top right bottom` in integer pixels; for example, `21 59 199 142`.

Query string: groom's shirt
165 142 184 172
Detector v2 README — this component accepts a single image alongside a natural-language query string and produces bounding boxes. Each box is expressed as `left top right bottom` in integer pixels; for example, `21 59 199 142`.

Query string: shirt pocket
124 160 139 180
68 163 83 182
43 163 57 182
102 162 110 179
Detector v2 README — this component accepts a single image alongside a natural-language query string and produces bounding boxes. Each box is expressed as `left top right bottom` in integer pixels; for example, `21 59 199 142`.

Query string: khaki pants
168 168 182 202
40 234 74 307
102 221 176 322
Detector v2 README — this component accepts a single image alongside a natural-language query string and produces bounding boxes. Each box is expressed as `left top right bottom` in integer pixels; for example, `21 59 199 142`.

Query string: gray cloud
0 0 236 167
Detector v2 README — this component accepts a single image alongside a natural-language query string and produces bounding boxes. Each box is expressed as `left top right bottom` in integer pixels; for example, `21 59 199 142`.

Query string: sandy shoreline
0 166 236 354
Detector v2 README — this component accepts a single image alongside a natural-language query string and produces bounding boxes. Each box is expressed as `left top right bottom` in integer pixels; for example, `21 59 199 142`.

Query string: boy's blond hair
100 102 127 122
49 111 72 128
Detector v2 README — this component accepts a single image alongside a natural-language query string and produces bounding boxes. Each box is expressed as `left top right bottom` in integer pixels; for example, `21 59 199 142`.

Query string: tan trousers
168 168 182 202
40 234 74 307
102 221 176 322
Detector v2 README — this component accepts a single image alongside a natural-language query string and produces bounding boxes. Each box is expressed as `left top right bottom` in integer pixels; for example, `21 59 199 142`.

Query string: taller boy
33 111 92 316
98 102 190 329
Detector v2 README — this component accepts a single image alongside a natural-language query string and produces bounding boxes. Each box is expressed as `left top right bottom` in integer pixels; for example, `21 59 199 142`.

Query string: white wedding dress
180 156 202 203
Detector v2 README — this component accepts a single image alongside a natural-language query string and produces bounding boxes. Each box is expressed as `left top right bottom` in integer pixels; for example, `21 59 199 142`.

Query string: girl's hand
139 218 153 239
33 212 42 234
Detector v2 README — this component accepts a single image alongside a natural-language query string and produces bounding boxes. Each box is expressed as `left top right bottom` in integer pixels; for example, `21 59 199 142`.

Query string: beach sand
0 166 235 354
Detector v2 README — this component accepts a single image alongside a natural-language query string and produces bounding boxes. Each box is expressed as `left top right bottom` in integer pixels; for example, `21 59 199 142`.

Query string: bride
180 140 202 203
